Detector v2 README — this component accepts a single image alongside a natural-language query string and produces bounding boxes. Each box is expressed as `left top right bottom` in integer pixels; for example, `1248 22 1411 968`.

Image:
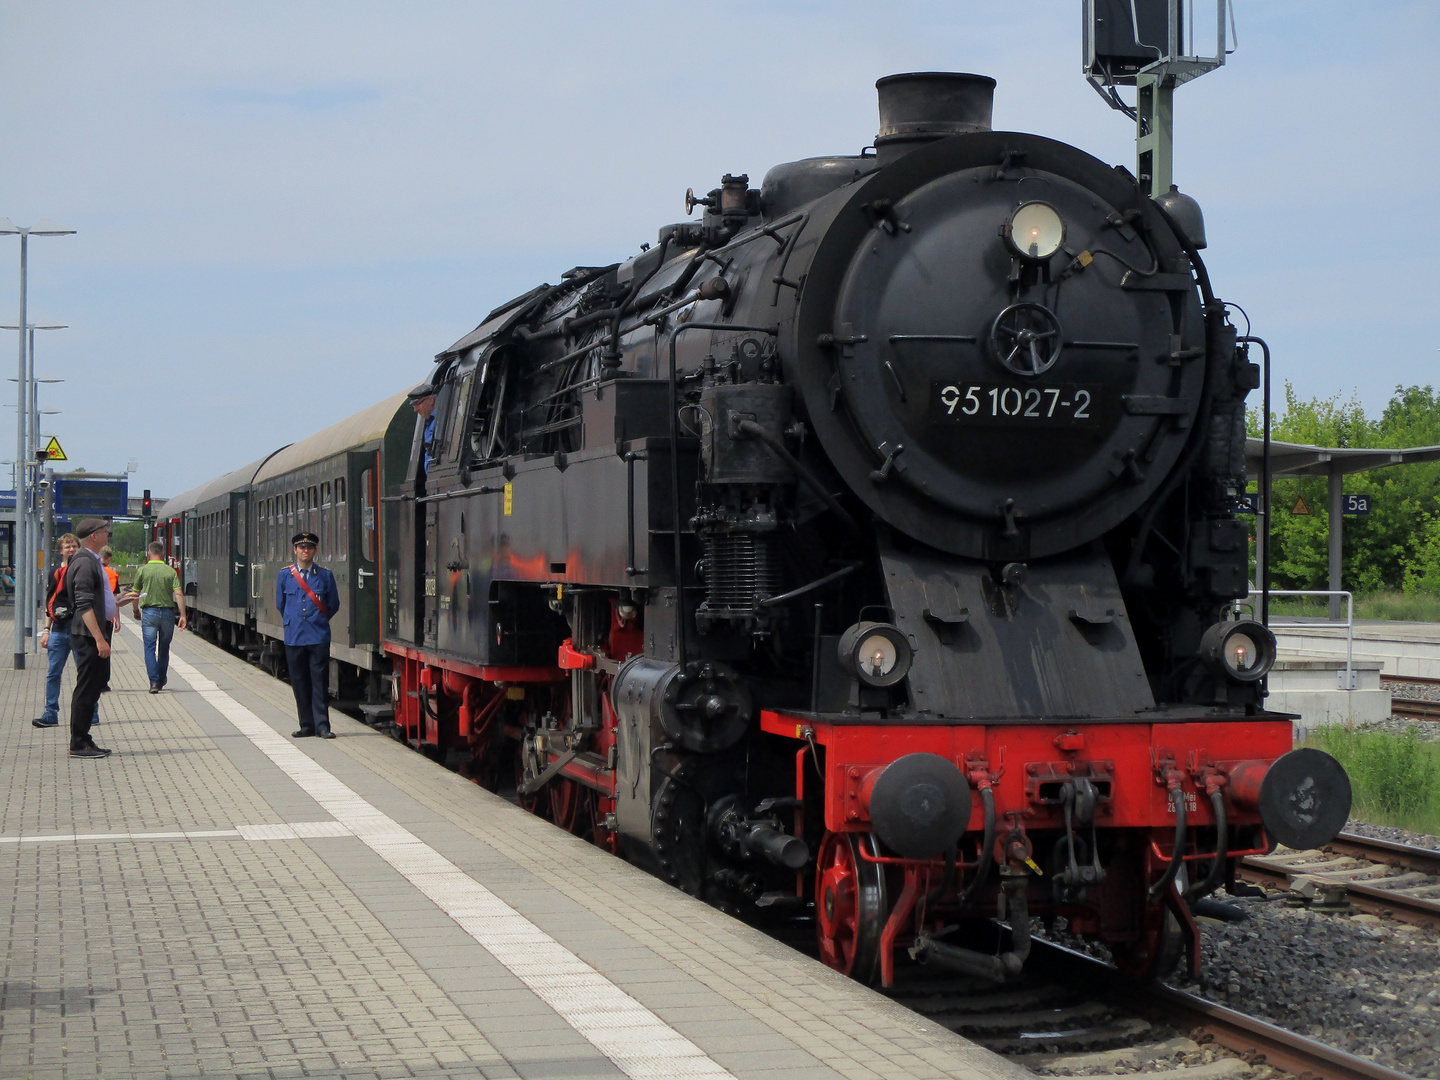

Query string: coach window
320 482 332 558
335 477 347 560
307 486 317 535
236 500 246 558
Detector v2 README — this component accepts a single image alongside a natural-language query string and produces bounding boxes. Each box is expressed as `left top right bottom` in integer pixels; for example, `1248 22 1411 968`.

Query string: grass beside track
1268 589 1440 622
1302 726 1440 834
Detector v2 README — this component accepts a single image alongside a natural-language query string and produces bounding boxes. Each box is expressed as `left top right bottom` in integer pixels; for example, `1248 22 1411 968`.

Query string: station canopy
1246 438 1440 478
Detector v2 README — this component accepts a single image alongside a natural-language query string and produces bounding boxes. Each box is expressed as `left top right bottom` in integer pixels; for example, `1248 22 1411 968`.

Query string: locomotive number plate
931 382 1101 427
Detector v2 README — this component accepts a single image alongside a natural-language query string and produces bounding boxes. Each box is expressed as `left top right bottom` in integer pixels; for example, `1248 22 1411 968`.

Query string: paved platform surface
0 615 1029 1080
1275 619 1440 680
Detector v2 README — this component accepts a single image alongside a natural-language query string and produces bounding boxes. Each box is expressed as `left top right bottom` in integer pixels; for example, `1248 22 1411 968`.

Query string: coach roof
253 391 410 485
158 456 281 519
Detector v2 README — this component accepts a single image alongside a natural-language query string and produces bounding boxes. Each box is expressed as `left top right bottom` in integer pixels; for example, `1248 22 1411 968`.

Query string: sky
1 1 1437 499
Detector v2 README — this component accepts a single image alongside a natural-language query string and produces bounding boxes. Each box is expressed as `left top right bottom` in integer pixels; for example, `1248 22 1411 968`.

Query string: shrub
1305 726 1440 829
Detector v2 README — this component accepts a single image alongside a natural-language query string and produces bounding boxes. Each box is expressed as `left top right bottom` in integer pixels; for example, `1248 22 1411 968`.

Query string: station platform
1275 619 1440 681
0 616 1030 1080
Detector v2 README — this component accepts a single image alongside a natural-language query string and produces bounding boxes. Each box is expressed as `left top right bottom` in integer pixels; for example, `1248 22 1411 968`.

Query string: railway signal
1083 0 1235 198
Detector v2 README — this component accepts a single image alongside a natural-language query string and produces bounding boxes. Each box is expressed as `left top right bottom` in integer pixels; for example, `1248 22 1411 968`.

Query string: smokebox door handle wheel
990 302 1063 377
816 832 888 984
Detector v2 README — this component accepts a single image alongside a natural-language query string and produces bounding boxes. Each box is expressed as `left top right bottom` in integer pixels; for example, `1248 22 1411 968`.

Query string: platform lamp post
4 323 66 652
0 218 76 669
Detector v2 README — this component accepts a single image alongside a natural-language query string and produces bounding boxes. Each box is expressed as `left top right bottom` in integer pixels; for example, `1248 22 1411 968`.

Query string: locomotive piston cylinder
611 656 753 755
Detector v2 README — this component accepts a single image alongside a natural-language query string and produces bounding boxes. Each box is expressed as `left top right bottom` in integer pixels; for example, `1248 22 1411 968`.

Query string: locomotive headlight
838 621 913 688
1199 620 1276 683
1004 201 1065 261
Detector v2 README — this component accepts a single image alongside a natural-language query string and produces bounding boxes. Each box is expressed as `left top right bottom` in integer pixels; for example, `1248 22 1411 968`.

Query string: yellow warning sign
41 436 67 461
503 482 513 516
1291 495 1311 516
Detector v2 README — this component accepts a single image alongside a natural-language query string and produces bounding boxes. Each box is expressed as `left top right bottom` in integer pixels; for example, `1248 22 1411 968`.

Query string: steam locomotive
160 73 1351 987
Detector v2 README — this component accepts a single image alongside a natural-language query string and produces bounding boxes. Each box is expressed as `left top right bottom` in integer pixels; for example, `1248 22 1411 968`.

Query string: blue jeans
42 628 98 725
141 607 176 688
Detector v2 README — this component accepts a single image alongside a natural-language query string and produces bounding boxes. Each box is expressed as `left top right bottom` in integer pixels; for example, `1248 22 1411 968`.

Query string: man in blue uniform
276 531 341 739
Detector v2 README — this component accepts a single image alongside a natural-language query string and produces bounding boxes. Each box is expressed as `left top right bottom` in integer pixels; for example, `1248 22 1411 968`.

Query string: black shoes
149 684 159 694
70 745 112 759
319 731 336 740
32 718 58 728
292 729 315 738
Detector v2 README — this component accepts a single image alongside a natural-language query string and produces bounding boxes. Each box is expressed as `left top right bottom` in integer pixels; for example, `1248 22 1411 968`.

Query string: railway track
885 936 1417 1080
1378 675 1440 721
1239 831 1440 929
1390 696 1440 721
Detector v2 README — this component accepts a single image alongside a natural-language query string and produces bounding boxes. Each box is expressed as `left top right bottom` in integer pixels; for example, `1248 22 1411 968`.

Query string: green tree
1249 385 1440 592
109 520 147 559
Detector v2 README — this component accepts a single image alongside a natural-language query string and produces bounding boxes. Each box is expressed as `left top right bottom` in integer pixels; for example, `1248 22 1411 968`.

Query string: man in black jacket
67 518 120 758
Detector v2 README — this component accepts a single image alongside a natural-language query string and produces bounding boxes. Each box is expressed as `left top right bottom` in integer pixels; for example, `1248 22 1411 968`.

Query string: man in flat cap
276 531 341 739
65 518 128 757
408 383 437 478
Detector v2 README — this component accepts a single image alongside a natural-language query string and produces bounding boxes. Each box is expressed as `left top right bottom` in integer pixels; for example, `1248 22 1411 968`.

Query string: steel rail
1027 938 1417 1080
1389 695 1440 720
1238 831 1440 929
1380 674 1440 687
1325 831 1440 875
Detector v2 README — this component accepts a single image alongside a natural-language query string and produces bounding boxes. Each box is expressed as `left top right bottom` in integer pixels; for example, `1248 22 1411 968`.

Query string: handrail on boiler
1235 588 1355 691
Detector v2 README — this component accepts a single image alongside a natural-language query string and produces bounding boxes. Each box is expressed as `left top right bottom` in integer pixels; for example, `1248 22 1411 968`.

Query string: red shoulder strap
288 566 329 618
47 562 72 620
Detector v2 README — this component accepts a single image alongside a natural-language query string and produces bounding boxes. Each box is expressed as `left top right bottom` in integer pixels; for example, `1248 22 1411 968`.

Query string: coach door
228 491 249 610
348 450 381 645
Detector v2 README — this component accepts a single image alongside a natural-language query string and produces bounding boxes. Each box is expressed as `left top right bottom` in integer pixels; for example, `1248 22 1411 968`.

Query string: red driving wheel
549 776 581 832
816 832 887 983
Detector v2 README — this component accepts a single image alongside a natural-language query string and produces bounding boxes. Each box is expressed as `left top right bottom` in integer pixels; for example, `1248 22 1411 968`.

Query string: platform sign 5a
1343 494 1371 515
53 477 128 517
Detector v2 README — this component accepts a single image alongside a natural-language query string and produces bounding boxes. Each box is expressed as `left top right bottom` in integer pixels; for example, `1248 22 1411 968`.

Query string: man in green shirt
130 541 188 694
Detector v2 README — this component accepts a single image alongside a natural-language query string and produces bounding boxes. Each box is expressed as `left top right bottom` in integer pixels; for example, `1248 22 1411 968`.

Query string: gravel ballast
1168 888 1440 1078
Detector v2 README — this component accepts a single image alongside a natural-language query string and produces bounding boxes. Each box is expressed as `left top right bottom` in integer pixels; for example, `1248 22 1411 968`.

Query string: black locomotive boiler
161 73 1350 987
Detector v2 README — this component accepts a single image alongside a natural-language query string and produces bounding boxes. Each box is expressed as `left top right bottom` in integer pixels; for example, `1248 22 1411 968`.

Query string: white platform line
1 821 355 845
165 648 739 1080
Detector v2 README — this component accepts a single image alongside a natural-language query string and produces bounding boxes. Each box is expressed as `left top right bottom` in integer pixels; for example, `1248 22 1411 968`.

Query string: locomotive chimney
875 72 995 165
